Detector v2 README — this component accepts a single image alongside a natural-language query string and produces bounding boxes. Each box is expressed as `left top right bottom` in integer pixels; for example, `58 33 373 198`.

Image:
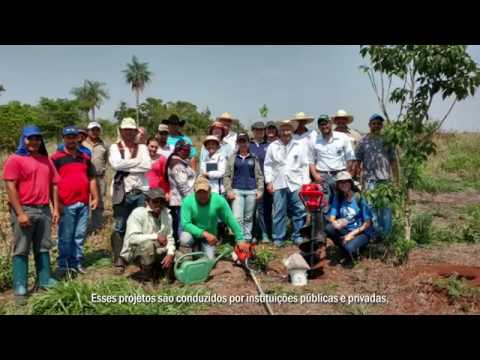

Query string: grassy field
0 133 479 315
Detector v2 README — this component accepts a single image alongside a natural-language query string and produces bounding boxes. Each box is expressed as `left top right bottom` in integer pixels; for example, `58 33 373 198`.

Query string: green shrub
411 213 434 244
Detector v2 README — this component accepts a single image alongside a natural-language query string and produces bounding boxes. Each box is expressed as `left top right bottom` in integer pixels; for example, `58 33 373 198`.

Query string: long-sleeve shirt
181 192 244 243
264 138 312 192
121 205 175 261
108 141 151 194
223 152 264 194
168 156 196 206
200 151 226 194
199 142 234 164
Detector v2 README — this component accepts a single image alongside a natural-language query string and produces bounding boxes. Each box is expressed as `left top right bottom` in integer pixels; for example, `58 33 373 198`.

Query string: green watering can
174 247 231 285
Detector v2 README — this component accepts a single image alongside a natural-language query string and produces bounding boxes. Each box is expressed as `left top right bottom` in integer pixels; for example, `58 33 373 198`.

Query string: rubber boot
35 252 58 289
12 255 28 305
111 232 125 275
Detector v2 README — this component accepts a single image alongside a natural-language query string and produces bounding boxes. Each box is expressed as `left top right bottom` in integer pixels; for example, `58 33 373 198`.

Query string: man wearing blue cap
354 114 399 238
51 126 99 277
3 125 60 303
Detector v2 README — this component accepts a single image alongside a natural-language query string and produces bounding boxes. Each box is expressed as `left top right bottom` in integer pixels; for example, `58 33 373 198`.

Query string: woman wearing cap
200 135 226 194
224 133 264 244
325 171 373 264
145 136 170 201
165 140 196 242
199 121 234 163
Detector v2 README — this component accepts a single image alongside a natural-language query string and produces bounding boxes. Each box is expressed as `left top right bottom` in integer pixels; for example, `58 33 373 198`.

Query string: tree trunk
135 89 140 127
92 106 95 122
404 189 412 242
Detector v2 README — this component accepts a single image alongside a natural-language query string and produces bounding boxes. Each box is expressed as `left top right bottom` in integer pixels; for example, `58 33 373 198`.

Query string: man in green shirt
180 176 249 259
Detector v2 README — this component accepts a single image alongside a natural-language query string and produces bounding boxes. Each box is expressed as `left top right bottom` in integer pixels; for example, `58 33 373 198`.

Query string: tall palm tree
123 55 152 126
71 80 109 122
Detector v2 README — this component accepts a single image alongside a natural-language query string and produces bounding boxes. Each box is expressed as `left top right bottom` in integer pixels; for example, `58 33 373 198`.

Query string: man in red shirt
3 125 60 303
51 126 99 277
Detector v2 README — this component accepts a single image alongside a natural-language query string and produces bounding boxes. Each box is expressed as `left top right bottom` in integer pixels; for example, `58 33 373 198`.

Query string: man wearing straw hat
108 117 151 275
216 112 238 150
264 118 312 247
292 112 317 154
331 109 363 149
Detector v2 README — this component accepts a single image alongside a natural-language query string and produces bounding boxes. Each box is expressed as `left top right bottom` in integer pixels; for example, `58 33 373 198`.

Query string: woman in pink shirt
145 137 170 199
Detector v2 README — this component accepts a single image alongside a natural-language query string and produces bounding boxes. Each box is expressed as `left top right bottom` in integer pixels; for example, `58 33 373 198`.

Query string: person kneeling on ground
179 176 250 259
325 171 373 265
120 188 175 282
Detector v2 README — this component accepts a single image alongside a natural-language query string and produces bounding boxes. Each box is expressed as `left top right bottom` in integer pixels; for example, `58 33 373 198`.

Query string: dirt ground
1 191 479 315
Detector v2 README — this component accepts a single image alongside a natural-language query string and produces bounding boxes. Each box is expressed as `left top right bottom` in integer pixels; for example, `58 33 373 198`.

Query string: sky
1 45 479 132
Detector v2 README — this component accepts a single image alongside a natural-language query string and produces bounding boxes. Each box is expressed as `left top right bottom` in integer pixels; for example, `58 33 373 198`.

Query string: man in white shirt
309 115 356 207
292 112 317 156
109 117 151 275
216 112 238 150
121 188 175 282
264 118 313 247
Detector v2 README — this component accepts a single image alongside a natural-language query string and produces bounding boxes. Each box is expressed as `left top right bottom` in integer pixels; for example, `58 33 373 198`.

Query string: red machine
298 183 328 278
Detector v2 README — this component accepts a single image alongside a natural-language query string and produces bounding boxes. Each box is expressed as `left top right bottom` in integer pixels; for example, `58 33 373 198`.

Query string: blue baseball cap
369 113 385 122
63 125 79 136
23 125 42 138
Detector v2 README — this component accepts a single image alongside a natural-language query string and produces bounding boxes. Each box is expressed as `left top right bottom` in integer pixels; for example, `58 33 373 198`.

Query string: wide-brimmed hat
203 135 220 147
208 121 227 138
277 119 299 131
290 112 314 124
216 112 237 122
120 117 138 130
332 110 354 124
335 171 353 182
157 124 169 133
162 114 186 127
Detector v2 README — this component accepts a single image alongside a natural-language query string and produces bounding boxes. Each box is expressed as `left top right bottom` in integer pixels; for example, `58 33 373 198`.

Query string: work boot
111 232 125 275
12 255 28 305
35 252 58 290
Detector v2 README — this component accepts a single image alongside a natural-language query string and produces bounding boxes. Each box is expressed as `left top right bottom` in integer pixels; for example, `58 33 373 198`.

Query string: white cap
120 117 137 130
87 121 102 130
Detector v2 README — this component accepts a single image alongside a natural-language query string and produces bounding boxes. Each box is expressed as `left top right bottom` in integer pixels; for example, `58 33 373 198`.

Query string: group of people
3 108 398 301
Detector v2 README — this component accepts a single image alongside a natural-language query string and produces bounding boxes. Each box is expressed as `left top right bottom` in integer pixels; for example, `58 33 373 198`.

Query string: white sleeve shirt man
108 141 151 194
312 131 356 172
264 138 313 192
120 206 175 262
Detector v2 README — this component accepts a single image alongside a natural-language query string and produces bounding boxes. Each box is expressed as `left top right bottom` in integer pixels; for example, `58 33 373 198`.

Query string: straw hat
332 110 354 124
290 112 314 124
277 119 299 131
120 117 138 130
203 135 220 147
216 112 237 122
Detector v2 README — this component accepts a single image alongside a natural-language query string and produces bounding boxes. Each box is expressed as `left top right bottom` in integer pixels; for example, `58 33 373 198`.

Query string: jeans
179 232 216 260
262 188 273 240
365 179 393 237
232 189 257 242
113 191 145 236
58 202 89 269
254 192 270 241
324 223 370 257
272 188 307 245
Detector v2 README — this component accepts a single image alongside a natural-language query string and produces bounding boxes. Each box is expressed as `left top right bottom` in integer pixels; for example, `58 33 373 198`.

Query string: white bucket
289 269 308 286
